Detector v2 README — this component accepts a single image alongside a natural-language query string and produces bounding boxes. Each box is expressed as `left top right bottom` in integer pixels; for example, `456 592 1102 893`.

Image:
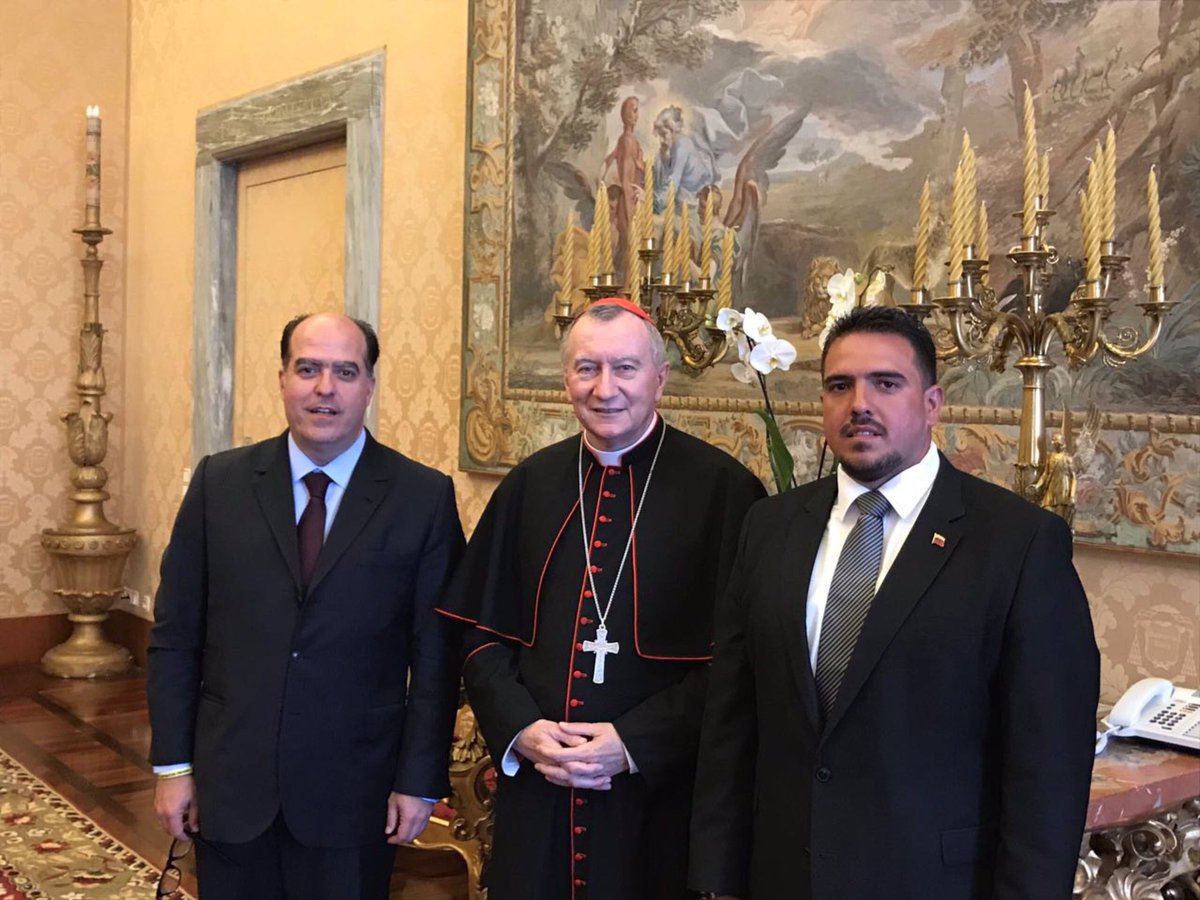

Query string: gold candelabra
553 163 733 372
900 88 1174 520
40 106 137 678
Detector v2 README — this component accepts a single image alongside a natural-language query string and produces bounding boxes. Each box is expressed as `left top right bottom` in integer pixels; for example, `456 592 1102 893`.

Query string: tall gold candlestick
1021 85 1039 236
913 177 931 293
1147 166 1163 285
717 228 735 310
948 160 966 286
1104 125 1117 241
700 189 714 277
85 106 101 228
977 200 990 286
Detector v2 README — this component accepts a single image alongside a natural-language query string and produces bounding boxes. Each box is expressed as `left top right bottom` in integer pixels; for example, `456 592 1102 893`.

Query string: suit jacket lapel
782 478 837 736
822 455 966 737
253 434 304 591
306 433 390 596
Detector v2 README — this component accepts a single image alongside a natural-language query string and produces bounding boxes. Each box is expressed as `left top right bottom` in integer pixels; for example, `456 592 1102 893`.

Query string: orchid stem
749 339 797 490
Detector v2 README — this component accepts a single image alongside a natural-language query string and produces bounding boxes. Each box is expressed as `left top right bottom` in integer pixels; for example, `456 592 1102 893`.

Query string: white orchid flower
715 307 744 333
826 269 857 307
736 333 751 362
741 307 775 343
749 338 797 375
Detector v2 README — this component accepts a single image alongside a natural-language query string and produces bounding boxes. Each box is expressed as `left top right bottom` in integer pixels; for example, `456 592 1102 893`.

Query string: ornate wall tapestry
461 0 1199 553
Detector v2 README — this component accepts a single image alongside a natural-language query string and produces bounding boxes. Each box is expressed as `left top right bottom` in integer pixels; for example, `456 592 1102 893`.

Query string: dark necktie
814 490 892 719
298 470 332 586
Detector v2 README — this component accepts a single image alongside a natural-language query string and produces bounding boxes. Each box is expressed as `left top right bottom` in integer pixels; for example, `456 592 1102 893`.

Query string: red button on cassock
583 590 593 598
573 670 587 679
575 879 587 887
575 797 586 806
602 490 616 498
580 616 592 625
590 565 601 573
575 642 584 651
574 825 587 834
570 698 584 708
593 540 604 548
599 515 611 523
607 467 619 475
575 852 587 861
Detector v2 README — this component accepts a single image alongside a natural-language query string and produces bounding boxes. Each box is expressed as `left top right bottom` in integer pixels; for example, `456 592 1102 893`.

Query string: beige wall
1 0 1194 706
0 0 130 618
121 0 498 618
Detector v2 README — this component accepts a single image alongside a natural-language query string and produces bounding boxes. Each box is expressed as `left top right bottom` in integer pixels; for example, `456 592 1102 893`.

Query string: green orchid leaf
754 408 795 494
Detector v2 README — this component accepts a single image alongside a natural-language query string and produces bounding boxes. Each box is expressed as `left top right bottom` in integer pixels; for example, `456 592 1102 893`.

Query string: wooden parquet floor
0 664 467 899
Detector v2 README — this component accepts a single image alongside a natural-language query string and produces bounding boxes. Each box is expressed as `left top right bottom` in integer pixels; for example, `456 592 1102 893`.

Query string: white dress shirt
287 429 366 532
805 441 941 669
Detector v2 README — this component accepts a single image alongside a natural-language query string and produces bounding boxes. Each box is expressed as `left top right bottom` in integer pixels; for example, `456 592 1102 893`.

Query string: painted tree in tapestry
508 0 1197 423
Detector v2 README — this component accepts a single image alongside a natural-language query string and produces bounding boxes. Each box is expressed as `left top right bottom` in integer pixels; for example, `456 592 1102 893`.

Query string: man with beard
691 306 1099 900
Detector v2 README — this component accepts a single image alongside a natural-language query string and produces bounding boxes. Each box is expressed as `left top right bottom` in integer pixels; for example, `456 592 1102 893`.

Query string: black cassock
439 419 765 900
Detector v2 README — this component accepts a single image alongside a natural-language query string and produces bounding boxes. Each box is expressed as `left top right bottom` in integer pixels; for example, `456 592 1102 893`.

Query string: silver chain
577 426 666 630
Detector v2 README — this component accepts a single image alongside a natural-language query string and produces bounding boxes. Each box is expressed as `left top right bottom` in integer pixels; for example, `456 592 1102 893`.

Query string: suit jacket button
291 651 301 660
815 767 831 783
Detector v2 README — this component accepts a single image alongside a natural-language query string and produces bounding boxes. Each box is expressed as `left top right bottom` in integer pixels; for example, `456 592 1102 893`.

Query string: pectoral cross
581 625 620 685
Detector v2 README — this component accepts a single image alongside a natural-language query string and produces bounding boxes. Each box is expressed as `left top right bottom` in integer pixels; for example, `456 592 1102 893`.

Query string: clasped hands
515 719 629 790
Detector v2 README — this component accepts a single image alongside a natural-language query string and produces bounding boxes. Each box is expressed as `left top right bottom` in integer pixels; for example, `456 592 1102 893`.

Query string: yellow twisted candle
717 228 735 310
1084 163 1101 282
1022 84 1039 236
587 182 604 279
1039 150 1050 204
1088 150 1104 281
559 212 576 307
948 159 966 286
1079 190 1092 282
676 200 692 283
961 131 977 249
628 158 655 306
977 200 990 286
661 180 678 281
1147 166 1163 285
700 189 714 278
1104 125 1117 241
913 177 931 293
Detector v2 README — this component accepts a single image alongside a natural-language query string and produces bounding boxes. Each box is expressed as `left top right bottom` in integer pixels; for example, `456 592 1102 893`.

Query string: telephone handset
1100 677 1200 752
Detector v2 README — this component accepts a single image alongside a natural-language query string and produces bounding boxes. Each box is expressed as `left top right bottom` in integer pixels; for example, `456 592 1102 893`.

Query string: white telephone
1100 677 1200 752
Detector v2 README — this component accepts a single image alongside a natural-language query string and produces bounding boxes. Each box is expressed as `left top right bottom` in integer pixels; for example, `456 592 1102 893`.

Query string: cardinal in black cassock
438 300 765 900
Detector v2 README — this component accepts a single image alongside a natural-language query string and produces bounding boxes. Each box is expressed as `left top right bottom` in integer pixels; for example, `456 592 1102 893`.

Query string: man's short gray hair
560 303 668 370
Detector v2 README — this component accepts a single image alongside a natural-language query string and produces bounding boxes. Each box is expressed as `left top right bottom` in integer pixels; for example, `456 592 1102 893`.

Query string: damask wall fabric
0 0 1194 705
0 0 129 618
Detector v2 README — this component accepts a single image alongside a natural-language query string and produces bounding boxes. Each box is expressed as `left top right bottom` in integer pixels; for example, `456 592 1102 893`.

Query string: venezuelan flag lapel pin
931 532 946 548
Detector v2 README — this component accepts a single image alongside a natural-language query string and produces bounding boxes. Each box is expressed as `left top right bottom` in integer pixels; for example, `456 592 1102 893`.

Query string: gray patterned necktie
814 490 892 720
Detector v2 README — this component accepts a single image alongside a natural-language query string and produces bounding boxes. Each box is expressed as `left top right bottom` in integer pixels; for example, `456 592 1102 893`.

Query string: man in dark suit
148 312 464 899
691 306 1099 899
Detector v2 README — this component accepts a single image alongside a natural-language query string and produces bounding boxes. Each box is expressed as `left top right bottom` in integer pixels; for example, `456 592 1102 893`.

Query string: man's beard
838 450 904 486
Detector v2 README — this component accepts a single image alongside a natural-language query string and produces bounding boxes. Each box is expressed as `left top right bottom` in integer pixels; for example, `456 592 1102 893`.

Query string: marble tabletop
1088 738 1200 831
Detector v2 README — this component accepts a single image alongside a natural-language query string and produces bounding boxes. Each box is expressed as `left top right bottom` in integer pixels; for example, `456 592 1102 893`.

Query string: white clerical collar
832 441 940 523
287 428 367 489
583 416 661 467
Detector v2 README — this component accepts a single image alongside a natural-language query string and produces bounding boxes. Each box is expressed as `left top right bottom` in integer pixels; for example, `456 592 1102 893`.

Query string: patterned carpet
0 748 187 900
